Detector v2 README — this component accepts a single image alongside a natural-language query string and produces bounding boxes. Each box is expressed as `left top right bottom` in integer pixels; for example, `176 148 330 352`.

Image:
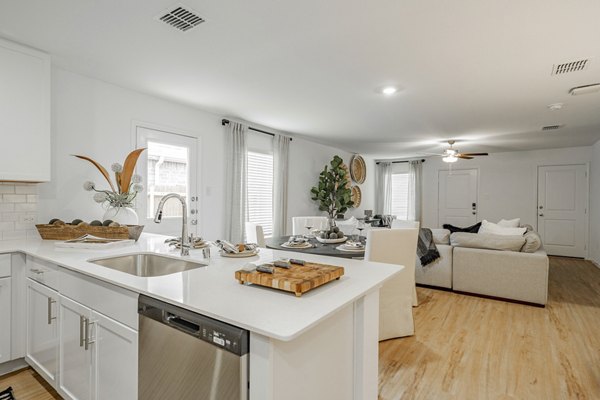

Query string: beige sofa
416 229 549 305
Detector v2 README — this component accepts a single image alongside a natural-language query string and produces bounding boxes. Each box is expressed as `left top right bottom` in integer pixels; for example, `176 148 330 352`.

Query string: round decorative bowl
315 236 348 244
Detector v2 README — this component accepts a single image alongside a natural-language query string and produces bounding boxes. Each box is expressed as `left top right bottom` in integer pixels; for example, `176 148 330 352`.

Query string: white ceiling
1 0 600 157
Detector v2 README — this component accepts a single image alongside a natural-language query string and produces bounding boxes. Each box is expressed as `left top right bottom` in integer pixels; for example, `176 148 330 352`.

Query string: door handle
539 213 544 217
80 315 85 347
84 318 95 351
47 298 56 325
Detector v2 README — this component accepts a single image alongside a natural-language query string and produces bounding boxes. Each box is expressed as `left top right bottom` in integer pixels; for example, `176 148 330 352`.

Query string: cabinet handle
84 319 95 351
47 298 56 325
80 316 85 347
30 268 44 274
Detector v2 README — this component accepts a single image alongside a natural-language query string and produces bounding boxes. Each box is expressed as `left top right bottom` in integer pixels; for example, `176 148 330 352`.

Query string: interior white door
438 169 478 228
136 125 199 236
59 295 92 400
26 279 59 385
538 165 587 257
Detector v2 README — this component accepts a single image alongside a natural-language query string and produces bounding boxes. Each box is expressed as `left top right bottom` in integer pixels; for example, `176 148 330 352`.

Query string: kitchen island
0 233 401 400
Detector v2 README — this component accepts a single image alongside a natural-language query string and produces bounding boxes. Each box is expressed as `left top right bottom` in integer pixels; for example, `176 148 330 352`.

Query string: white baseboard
586 258 600 270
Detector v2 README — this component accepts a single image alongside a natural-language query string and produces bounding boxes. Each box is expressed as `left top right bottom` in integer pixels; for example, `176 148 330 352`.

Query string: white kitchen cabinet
92 311 137 400
59 295 138 400
59 295 92 400
0 277 11 363
26 278 59 385
0 38 50 182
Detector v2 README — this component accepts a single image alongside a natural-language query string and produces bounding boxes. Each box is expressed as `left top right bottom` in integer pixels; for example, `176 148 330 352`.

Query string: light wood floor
0 368 61 399
379 256 600 400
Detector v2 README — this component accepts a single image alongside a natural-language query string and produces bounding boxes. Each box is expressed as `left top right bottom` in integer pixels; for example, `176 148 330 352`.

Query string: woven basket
36 224 144 241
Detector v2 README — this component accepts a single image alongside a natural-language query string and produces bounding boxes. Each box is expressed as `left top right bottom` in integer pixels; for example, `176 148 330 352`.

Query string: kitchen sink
88 253 207 277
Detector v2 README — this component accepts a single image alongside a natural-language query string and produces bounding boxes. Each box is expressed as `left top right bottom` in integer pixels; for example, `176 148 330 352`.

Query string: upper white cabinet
0 38 51 182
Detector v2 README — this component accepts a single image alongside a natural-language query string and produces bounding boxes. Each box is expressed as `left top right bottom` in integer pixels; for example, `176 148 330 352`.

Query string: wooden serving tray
235 262 344 297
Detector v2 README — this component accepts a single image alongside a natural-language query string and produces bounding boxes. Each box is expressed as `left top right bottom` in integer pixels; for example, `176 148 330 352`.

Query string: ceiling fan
433 140 489 163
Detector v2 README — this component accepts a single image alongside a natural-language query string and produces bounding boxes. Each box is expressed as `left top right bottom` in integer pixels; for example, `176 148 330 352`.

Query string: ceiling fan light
442 155 458 163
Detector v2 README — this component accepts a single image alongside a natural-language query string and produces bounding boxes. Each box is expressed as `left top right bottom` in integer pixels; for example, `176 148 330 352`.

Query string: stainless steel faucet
154 193 190 257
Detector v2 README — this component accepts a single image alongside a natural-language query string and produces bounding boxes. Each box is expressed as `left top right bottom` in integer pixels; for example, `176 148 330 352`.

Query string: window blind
391 173 409 220
247 151 274 237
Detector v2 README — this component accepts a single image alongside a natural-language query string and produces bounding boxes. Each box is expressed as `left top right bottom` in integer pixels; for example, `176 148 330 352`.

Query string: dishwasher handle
164 312 201 335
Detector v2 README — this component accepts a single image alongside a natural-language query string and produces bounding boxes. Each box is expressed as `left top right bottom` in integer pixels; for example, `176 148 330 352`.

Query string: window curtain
273 134 291 236
375 162 393 215
408 160 422 221
224 122 247 243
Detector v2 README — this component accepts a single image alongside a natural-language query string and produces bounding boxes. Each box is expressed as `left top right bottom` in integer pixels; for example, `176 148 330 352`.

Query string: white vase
102 206 139 226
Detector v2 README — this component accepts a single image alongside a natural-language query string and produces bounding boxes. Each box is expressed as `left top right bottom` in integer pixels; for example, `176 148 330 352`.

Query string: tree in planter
310 155 354 224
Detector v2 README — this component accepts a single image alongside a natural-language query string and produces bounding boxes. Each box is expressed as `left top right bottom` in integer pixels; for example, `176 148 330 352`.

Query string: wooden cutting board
235 262 344 297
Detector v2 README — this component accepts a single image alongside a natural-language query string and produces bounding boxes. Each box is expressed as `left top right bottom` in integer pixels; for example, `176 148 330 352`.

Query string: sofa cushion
443 222 481 234
521 231 543 253
498 218 520 228
479 220 527 236
431 229 451 245
450 232 526 252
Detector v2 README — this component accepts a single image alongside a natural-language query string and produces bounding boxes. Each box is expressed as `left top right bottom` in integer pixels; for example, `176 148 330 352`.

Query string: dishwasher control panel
200 319 247 355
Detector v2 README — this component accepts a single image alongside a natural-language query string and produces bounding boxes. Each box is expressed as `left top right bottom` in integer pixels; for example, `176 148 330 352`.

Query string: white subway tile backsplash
3 194 27 203
15 185 37 194
0 183 38 241
15 203 36 212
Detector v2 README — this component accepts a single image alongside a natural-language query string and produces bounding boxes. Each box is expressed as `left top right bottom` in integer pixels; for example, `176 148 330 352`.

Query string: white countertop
0 234 401 341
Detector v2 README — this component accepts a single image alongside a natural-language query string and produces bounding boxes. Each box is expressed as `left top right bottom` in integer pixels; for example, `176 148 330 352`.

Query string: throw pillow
450 232 526 252
498 218 520 228
521 224 534 233
521 231 542 253
442 222 482 234
431 229 451 245
479 220 527 236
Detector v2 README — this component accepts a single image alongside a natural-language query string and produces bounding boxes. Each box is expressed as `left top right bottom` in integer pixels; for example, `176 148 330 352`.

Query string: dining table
265 235 365 259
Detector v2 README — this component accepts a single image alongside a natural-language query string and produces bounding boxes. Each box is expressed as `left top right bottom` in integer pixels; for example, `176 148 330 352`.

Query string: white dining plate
280 242 312 249
316 236 348 244
336 245 365 252
219 249 260 258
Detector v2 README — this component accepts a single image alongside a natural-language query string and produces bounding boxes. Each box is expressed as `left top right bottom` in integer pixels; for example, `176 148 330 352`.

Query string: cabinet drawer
59 268 138 330
0 254 10 277
26 256 59 289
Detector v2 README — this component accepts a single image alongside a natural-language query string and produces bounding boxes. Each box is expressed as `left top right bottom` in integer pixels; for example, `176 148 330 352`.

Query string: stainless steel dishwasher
138 295 249 400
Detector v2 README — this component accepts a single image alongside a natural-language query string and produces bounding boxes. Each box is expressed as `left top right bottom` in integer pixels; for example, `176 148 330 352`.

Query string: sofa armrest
452 247 549 305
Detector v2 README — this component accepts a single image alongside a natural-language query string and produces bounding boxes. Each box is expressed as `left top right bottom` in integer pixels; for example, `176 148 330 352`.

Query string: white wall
421 146 592 230
589 140 600 265
287 138 374 234
38 67 373 239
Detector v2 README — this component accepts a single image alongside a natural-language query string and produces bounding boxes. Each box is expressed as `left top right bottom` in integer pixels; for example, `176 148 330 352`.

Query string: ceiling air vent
157 4 204 32
552 59 590 76
542 125 564 131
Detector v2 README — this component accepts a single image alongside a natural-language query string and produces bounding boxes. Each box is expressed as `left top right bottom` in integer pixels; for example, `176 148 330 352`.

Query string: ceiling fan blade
460 152 488 156
456 155 474 160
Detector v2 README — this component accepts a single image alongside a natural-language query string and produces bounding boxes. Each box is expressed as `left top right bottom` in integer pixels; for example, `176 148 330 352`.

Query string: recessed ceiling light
547 103 564 111
381 86 398 95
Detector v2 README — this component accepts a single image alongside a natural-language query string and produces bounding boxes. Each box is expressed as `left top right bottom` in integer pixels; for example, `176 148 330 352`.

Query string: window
391 172 409 220
247 151 274 237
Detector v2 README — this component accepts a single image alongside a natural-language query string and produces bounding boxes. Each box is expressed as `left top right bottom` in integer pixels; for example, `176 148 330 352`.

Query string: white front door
538 165 588 257
438 169 478 228
136 125 199 236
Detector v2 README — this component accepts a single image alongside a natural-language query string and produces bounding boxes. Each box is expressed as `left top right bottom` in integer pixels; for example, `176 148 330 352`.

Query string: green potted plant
310 155 354 226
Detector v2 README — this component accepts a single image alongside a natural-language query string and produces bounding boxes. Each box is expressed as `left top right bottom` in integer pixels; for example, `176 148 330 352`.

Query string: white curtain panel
375 162 393 215
224 122 248 243
408 160 423 221
273 134 291 236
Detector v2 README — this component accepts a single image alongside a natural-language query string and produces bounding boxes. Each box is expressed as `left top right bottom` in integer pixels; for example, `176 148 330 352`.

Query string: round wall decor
351 186 362 208
350 154 366 184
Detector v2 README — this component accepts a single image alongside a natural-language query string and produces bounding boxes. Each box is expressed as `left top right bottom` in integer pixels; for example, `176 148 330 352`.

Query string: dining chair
391 220 420 229
245 222 266 247
292 216 329 235
365 228 419 340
